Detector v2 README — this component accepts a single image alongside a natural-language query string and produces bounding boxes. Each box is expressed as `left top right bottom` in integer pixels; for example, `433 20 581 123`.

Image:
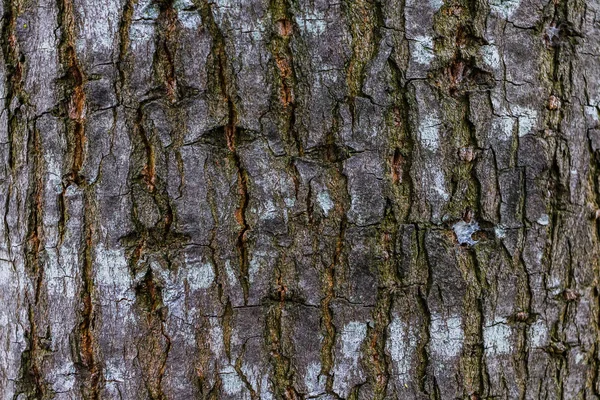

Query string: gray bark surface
0 0 599 398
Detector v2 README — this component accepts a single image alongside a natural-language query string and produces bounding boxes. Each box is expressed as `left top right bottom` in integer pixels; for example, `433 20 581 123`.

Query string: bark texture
0 0 599 398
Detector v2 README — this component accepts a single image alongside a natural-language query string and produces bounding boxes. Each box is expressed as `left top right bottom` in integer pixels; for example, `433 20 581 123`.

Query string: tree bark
0 0 599 398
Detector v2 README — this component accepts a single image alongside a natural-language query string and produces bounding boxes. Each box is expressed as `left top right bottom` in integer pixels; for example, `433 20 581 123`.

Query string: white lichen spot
129 22 155 50
418 115 442 151
173 0 194 9
134 0 160 20
529 320 547 347
284 197 295 208
483 318 512 356
429 0 444 10
225 260 237 287
186 262 215 290
432 169 450 201
214 0 234 9
209 318 224 356
220 366 244 395
76 0 120 53
430 314 463 359
260 375 275 400
94 243 131 296
239 362 260 394
512 106 538 137
494 225 506 239
490 0 521 18
493 116 515 141
104 360 128 382
411 35 435 66
248 253 264 284
295 10 327 35
261 199 278 221
317 190 334 216
304 362 322 395
178 12 202 29
453 220 480 246
0 258 14 288
387 317 417 385
480 45 500 69
547 276 562 296
341 321 367 360
585 106 599 122
333 321 367 396
537 214 550 226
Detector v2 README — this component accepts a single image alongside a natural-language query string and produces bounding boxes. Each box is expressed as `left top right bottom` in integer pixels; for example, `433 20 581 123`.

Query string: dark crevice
198 0 250 305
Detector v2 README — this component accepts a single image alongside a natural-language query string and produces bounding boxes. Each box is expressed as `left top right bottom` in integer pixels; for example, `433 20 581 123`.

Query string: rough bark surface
0 0 599 398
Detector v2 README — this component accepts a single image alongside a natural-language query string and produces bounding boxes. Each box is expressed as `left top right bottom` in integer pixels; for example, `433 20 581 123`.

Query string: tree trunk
0 0 598 398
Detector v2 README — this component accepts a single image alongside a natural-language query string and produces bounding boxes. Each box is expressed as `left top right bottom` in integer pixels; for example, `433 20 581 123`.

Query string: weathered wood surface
0 0 599 398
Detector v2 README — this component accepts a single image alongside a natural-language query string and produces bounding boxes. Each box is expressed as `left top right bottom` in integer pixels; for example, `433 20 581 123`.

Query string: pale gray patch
411 35 435 66
494 225 507 239
453 220 480 246
493 116 516 141
484 318 512 356
529 320 548 348
220 366 244 396
537 214 550 226
511 106 538 137
295 10 327 35
333 321 368 396
317 190 334 216
387 316 417 385
186 262 215 290
481 44 500 69
490 0 521 18
430 314 464 359
419 115 442 151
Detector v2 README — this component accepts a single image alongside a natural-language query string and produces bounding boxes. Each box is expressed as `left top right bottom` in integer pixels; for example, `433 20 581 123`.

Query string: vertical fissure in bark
265 260 300 399
116 4 188 397
233 341 259 400
362 204 401 398
134 269 170 400
544 2 581 394
0 0 27 284
116 0 134 103
73 189 104 399
56 0 87 186
316 106 349 398
415 226 434 398
457 249 485 398
387 53 415 222
204 157 227 307
1 0 26 171
222 298 233 361
55 0 87 252
364 288 392 399
54 3 108 395
320 209 347 398
136 107 157 194
129 101 177 241
428 1 493 396
199 0 250 304
268 0 302 157
154 0 180 102
15 126 51 399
